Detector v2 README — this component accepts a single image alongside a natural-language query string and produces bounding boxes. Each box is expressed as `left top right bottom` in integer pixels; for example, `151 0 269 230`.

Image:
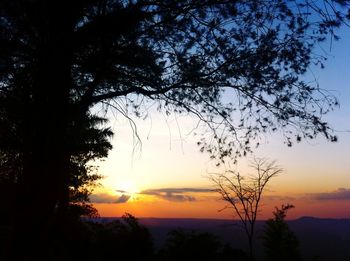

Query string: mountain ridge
89 216 350 260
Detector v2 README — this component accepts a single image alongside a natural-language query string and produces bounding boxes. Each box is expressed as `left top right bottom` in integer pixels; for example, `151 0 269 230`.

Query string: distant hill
288 217 350 261
93 217 350 260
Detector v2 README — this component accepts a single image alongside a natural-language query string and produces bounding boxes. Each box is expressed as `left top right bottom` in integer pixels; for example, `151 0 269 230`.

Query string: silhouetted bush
262 204 301 261
309 256 324 261
157 229 249 261
90 213 154 260
46 213 154 260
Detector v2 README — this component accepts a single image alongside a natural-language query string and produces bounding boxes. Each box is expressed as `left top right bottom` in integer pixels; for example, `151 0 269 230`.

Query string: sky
90 28 350 220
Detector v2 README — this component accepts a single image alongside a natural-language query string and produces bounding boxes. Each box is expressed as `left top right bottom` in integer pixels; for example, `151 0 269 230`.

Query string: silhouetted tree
211 158 282 259
309 255 324 261
158 229 223 261
89 213 154 260
0 112 112 257
158 229 250 261
221 243 250 261
61 114 113 217
45 213 154 260
262 204 301 261
0 0 349 258
0 113 112 216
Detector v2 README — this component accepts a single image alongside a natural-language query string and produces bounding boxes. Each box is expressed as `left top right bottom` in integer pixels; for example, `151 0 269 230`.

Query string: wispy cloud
90 193 131 204
116 189 129 194
90 187 214 203
139 187 213 202
264 195 296 201
307 188 350 201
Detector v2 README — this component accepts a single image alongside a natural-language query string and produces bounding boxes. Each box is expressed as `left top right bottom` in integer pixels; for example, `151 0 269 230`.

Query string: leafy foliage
66 114 113 217
0 112 113 218
0 0 347 165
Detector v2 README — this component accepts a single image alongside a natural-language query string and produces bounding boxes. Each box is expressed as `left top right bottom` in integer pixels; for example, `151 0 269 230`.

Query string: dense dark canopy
1 1 346 157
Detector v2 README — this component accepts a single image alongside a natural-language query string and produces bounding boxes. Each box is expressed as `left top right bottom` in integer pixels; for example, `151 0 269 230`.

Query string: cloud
90 193 131 204
116 189 129 194
308 188 350 201
139 187 213 202
264 195 296 201
140 188 213 194
116 194 131 203
91 187 214 203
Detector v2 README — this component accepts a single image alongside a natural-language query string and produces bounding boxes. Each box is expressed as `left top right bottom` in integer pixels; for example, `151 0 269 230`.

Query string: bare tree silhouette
211 158 282 259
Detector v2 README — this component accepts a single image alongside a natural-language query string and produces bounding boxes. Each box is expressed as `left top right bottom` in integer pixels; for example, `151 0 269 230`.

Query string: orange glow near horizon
92 191 350 220
94 117 350 220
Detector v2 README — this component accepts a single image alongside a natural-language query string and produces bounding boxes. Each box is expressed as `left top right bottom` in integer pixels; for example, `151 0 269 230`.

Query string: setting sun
116 179 140 198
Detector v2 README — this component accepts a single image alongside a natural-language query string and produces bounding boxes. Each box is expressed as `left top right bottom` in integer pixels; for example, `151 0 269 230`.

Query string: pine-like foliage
262 204 301 261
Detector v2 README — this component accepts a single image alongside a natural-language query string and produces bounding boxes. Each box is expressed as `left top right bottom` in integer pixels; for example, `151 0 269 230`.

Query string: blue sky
92 26 350 219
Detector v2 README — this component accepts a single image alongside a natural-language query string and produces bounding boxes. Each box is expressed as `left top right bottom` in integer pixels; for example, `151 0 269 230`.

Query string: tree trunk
248 225 255 261
8 6 74 258
248 235 254 260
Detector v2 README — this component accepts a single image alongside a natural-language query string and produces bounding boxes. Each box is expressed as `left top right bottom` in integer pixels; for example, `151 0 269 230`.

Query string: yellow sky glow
92 59 350 220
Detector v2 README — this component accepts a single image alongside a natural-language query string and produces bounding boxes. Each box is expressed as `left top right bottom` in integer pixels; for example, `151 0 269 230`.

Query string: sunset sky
90 28 350 220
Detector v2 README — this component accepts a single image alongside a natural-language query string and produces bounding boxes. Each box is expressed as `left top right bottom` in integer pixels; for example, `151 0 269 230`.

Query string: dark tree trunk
248 225 255 261
8 5 75 259
248 235 253 260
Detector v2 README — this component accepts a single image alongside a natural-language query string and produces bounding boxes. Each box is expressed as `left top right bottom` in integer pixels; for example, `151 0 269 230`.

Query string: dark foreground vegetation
1 211 346 261
0 212 249 261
